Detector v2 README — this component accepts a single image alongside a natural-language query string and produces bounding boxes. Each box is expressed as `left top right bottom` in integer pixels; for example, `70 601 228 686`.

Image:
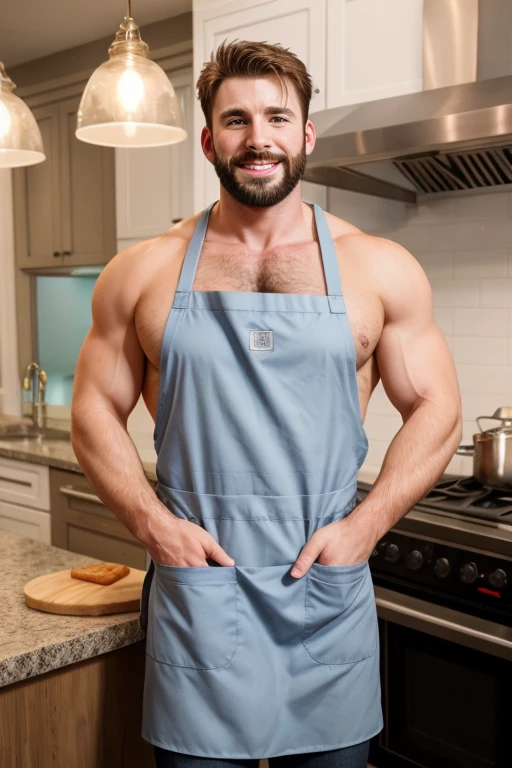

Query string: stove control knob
488 569 507 589
384 543 400 563
460 562 479 585
434 557 451 579
406 550 423 571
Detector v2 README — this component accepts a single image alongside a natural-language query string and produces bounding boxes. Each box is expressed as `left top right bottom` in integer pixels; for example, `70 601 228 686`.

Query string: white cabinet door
326 0 423 108
115 67 194 246
194 0 327 212
0 500 51 543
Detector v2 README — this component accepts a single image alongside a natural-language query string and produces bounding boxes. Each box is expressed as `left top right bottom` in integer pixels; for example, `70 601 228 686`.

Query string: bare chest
136 243 382 374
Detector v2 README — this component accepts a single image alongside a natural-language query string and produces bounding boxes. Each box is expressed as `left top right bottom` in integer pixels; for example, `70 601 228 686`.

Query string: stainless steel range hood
304 0 512 203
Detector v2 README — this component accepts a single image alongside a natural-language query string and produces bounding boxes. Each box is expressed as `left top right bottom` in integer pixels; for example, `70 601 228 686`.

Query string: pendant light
0 62 45 168
76 0 187 148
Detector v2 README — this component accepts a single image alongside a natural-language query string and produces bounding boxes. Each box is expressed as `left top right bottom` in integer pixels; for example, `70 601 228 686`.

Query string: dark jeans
154 742 370 768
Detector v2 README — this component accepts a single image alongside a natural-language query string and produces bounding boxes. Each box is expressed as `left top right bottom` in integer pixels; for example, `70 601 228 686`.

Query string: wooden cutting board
24 566 146 616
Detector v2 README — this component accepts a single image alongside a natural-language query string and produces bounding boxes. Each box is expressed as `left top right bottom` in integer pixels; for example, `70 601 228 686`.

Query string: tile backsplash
327 187 512 481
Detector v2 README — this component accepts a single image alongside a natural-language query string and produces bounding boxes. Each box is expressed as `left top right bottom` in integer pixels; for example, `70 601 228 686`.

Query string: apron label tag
249 330 274 351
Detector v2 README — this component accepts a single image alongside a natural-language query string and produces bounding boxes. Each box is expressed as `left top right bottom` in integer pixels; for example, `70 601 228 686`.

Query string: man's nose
245 120 272 151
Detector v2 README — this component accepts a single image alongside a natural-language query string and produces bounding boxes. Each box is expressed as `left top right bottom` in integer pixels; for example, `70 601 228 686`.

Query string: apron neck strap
311 203 343 297
176 202 216 293
176 201 343 297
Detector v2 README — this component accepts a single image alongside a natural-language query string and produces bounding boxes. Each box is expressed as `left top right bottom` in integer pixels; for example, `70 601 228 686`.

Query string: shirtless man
71 40 462 768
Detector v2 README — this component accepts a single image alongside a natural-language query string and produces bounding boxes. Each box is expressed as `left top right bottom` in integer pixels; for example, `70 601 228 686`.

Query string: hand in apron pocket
148 562 239 669
302 561 377 665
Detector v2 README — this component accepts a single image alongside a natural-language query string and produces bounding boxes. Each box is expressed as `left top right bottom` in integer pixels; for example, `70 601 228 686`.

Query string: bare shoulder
93 213 202 311
327 213 431 320
91 238 160 320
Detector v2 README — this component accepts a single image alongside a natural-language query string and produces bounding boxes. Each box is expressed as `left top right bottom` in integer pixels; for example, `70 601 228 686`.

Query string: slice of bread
70 562 130 586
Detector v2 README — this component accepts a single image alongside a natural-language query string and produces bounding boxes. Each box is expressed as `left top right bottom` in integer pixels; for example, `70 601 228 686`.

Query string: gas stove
365 472 512 768
358 473 512 627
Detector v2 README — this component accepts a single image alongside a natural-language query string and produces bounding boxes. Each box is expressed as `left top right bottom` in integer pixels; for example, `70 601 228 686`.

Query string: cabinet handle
63 251 72 256
0 474 31 487
59 484 102 504
53 251 61 258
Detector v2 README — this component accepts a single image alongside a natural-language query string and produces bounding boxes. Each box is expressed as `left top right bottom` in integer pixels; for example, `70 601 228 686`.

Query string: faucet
23 362 48 429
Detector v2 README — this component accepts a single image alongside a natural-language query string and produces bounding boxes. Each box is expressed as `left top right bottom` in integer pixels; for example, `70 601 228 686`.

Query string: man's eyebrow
219 106 296 120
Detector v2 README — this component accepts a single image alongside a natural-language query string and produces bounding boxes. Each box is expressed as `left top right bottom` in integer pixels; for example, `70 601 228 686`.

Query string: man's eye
227 117 287 126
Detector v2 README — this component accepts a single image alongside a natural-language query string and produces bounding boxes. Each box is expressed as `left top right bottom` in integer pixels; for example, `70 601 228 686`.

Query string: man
71 40 462 768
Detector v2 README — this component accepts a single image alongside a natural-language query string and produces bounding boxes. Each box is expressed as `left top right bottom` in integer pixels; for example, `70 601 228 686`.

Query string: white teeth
243 163 276 170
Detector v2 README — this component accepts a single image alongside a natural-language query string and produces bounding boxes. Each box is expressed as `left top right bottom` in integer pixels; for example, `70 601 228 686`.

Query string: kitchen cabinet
50 467 149 569
116 68 194 248
0 456 51 542
326 0 423 108
1 643 153 766
12 97 116 269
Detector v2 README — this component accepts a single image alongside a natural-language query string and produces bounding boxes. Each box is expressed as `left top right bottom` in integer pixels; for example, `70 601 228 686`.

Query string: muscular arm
347 238 462 548
291 237 462 575
70 241 168 552
71 241 235 567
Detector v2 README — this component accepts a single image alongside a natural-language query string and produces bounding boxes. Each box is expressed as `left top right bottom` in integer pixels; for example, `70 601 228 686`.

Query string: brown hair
196 39 313 131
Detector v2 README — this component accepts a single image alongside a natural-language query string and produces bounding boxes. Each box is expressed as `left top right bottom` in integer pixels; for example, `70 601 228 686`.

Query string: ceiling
0 0 192 68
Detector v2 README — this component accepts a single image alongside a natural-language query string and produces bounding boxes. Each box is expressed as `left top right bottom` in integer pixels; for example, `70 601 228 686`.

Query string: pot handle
455 444 475 456
476 415 512 432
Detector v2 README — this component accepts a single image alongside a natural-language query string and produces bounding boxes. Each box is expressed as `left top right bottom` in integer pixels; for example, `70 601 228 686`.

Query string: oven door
370 587 512 768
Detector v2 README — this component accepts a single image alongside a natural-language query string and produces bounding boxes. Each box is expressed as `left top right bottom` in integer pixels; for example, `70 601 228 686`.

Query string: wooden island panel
0 641 154 767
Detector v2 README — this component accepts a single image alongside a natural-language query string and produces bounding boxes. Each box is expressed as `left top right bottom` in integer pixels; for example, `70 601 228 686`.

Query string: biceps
375 319 460 421
72 322 145 424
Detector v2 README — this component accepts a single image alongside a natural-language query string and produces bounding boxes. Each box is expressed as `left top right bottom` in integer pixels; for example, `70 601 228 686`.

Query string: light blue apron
140 201 383 758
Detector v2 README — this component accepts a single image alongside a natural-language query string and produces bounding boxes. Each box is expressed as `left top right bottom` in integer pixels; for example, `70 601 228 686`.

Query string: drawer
50 468 150 569
0 456 50 510
0 499 51 543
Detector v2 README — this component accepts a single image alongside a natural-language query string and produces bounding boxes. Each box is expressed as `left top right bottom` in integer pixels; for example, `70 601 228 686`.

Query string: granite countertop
0 530 146 688
0 414 157 483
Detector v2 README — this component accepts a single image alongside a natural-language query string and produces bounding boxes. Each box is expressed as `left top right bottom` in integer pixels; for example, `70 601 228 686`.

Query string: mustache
232 153 287 166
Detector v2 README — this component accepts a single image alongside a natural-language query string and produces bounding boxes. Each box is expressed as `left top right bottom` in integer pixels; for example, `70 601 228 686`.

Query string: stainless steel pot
456 407 512 490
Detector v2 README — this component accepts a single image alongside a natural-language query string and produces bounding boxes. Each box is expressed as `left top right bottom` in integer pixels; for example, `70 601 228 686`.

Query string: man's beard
212 141 307 208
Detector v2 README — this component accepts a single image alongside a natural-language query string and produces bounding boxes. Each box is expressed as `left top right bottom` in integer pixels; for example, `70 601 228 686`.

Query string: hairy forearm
70 406 172 550
349 399 462 550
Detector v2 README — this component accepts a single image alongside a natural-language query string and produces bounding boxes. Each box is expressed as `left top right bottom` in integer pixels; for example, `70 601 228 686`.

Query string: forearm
70 405 172 551
349 399 462 550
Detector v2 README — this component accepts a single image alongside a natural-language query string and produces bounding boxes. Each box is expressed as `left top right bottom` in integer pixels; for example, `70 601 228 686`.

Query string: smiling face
201 76 316 208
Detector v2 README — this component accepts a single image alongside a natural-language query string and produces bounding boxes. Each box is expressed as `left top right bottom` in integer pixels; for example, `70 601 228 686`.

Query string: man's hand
290 517 374 578
147 514 236 568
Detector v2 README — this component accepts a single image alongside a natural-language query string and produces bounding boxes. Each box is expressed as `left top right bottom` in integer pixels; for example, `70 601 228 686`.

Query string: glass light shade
0 67 45 168
76 52 187 148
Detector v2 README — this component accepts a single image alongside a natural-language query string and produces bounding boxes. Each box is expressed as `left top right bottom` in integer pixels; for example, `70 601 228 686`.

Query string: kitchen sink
0 424 70 441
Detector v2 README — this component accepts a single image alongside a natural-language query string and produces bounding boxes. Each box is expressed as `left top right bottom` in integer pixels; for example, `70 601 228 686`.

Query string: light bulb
117 67 144 112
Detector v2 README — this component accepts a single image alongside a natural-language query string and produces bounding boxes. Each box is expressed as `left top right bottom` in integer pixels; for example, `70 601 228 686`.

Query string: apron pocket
302 561 377 665
149 563 239 669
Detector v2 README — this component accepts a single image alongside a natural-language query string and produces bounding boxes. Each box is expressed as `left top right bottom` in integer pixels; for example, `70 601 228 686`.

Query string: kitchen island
0 529 153 767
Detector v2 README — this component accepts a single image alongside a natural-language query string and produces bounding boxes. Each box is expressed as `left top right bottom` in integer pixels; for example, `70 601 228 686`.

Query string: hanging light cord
127 0 131 19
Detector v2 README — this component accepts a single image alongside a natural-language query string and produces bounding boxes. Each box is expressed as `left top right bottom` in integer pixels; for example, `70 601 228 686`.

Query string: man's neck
209 189 315 252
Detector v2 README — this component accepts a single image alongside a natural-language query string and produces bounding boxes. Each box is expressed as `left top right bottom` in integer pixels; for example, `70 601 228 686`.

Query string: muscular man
71 40 462 768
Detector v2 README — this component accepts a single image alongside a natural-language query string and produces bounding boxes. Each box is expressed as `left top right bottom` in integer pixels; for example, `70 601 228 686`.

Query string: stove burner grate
420 476 512 521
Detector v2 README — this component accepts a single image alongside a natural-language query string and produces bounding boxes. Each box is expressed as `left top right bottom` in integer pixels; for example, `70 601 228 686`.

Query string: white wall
0 169 21 417
326 186 512 481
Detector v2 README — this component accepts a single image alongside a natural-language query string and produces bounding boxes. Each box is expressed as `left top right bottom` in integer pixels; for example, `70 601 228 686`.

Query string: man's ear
201 125 215 164
305 119 316 155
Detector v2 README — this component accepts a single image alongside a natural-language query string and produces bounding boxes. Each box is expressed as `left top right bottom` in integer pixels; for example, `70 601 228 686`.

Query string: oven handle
374 585 512 660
